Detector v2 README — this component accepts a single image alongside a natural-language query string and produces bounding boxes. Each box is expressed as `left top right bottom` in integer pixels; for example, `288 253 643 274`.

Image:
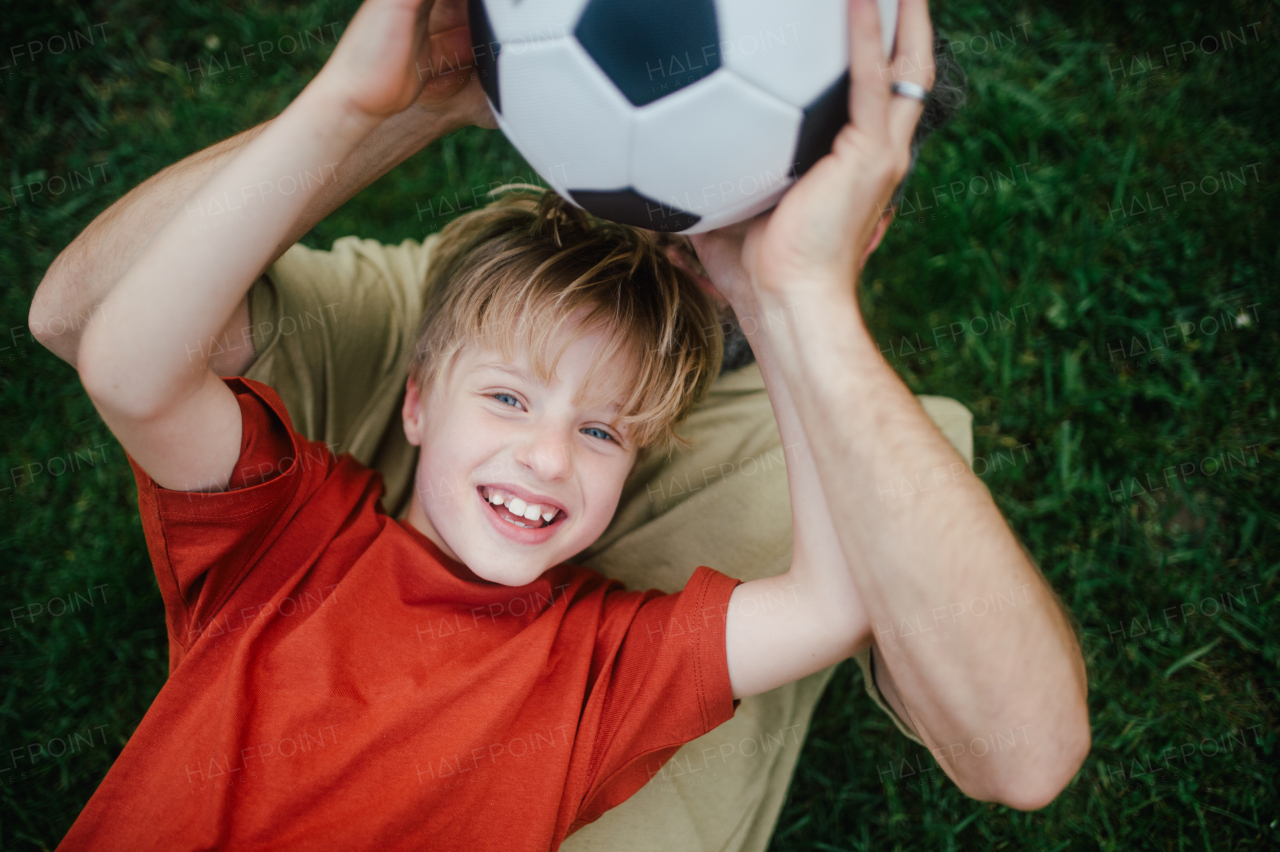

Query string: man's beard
718 305 756 373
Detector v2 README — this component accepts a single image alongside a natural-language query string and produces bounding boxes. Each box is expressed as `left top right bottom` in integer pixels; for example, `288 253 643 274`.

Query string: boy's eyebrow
477 361 626 416
475 362 537 384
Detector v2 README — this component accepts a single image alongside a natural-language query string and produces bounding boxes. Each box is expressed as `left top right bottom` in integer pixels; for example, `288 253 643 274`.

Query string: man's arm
714 0 1089 812
73 0 479 492
29 0 490 373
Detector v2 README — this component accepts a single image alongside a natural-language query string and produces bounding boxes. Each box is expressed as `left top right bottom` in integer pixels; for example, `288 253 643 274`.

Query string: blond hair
410 188 723 450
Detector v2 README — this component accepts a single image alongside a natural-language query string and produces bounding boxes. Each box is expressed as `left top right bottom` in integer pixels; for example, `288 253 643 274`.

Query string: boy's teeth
484 489 558 526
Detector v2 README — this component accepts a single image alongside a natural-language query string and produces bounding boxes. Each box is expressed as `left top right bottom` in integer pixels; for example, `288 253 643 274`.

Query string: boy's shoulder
127 375 391 663
221 375 383 496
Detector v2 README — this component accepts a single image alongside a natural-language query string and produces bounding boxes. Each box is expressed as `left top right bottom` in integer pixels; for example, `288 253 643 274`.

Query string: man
29 0 1087 848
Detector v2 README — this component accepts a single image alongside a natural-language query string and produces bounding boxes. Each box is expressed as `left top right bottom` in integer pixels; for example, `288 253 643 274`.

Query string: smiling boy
63 186 741 849
46 0 1089 847
396 199 721 585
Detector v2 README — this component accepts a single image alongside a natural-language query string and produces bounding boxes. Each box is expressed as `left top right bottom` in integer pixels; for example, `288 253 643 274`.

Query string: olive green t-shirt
244 235 974 852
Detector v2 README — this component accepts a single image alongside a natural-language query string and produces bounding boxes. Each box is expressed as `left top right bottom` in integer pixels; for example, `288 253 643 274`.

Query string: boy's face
401 322 640 586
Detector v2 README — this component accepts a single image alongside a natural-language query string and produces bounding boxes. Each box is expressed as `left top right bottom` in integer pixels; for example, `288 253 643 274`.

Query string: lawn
1 0 1276 849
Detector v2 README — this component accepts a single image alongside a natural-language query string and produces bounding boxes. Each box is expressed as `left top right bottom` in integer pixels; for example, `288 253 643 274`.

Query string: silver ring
890 80 929 102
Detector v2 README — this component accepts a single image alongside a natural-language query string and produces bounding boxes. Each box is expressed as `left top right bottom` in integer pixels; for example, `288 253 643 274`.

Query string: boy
53 0 1089 847
69 187 744 849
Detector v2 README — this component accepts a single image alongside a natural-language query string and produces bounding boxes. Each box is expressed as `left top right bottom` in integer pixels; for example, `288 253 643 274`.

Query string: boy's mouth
479 486 563 530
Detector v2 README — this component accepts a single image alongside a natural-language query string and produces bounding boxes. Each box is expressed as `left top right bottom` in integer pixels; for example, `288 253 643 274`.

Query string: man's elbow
987 720 1091 811
29 265 83 364
29 279 60 346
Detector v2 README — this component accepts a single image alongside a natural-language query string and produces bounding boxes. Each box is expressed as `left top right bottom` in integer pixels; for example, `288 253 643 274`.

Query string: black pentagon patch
569 188 701 232
792 71 849 178
467 0 502 113
575 0 719 107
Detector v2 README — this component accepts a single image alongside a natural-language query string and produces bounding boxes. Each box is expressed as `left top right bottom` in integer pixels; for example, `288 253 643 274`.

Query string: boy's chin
453 531 565 587
465 554 555 588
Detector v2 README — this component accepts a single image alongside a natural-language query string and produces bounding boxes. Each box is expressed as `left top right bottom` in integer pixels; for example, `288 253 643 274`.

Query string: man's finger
887 0 934 148
849 0 891 142
429 0 466 33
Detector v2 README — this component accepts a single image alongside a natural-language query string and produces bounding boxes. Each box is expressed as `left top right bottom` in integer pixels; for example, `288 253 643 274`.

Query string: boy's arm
29 0 489 372
708 0 1089 812
75 0 470 491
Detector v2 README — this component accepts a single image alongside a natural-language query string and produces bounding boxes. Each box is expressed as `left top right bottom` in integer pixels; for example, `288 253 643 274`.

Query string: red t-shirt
58 378 740 851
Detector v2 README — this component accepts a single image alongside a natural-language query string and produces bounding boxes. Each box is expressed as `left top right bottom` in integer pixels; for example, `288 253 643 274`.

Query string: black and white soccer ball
468 0 899 234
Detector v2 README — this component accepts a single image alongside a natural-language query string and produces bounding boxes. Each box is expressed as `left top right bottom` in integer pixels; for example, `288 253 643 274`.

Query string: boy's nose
514 428 572 481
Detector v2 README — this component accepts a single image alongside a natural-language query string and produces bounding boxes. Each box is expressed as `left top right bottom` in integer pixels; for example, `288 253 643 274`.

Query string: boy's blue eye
488 394 613 442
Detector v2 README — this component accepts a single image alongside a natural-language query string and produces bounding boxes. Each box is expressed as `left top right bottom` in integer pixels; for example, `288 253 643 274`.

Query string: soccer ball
467 0 899 234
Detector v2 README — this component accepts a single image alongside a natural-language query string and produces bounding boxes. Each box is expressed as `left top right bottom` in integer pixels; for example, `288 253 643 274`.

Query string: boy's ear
402 377 424 447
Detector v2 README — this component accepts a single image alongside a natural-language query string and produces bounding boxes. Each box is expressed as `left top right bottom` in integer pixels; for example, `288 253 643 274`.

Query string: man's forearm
30 101 464 367
82 80 393 424
750 290 1089 809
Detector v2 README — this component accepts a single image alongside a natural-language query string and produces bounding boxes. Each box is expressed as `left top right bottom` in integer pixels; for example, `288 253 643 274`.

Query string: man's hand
317 0 495 127
693 0 931 312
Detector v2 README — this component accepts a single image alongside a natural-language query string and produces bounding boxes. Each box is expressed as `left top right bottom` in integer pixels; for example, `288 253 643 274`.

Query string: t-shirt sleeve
854 647 925 745
126 377 327 671
569 565 741 832
242 236 437 514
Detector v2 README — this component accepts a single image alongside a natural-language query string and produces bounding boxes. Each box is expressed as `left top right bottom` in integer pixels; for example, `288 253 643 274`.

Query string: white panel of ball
630 71 800 227
684 183 791 234
713 0 848 106
482 0 591 45
500 38 634 191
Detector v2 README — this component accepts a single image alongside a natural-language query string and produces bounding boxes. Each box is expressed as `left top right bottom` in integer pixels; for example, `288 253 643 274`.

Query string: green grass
2 0 1276 849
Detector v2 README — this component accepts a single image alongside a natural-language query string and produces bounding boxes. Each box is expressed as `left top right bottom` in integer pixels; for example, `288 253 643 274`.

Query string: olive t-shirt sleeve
854 647 924 745
243 235 439 515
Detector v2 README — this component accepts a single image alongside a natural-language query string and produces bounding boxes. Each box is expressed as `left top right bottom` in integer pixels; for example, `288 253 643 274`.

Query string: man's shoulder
269 234 441 298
